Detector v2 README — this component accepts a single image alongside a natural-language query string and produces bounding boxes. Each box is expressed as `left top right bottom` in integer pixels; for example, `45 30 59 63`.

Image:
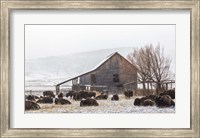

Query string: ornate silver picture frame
1 0 199 137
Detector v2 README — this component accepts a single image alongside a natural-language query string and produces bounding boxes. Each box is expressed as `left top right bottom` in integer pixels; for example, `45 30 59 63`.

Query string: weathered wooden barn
56 52 137 94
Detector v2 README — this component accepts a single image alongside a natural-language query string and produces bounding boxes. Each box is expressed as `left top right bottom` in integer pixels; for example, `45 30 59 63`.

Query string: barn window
91 74 96 84
113 74 119 82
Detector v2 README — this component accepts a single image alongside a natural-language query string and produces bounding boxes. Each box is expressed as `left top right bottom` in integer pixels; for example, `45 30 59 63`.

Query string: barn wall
119 55 137 90
80 74 91 85
78 53 137 92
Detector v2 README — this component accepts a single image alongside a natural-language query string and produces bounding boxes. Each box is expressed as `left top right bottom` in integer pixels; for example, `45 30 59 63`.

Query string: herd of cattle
25 89 175 111
133 90 175 107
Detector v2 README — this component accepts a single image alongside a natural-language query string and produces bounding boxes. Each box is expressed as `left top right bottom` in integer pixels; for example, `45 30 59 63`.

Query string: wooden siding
78 53 137 92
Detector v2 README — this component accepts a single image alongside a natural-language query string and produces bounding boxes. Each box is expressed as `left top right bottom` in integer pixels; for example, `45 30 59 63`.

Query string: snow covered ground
25 95 175 114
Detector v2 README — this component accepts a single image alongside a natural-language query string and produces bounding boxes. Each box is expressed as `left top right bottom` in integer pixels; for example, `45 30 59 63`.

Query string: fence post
56 85 60 95
166 83 168 90
171 81 173 89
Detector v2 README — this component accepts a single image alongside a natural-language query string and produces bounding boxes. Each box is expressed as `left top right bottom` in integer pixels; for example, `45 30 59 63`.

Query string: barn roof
56 52 136 86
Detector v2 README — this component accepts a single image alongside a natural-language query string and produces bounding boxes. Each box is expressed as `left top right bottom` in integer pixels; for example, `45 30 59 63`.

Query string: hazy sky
25 24 175 59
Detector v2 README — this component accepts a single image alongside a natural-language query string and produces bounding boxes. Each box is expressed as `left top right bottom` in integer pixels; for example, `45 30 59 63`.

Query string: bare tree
149 44 173 93
127 46 153 89
127 44 173 94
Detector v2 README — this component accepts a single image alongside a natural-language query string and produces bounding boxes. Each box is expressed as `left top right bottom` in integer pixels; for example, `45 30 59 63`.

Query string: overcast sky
25 25 175 59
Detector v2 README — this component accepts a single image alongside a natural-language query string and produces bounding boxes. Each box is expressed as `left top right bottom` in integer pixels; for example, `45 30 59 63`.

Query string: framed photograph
1 0 199 137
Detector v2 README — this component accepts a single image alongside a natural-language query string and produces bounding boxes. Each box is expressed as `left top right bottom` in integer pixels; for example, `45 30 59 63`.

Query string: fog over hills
25 47 175 87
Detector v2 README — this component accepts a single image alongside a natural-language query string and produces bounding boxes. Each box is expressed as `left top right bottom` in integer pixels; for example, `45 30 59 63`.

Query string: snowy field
25 94 175 114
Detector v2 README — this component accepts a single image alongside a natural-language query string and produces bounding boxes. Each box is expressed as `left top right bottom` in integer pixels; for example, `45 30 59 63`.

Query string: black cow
88 92 96 98
171 100 175 106
155 95 175 107
146 95 157 101
43 91 55 98
80 98 99 107
134 98 142 106
25 101 40 110
37 97 53 104
111 95 119 101
134 94 174 107
96 94 108 100
55 98 71 105
74 91 90 101
143 99 155 106
66 90 74 98
160 89 175 99
26 95 40 101
26 95 35 101
58 93 63 99
124 90 133 98
134 96 154 106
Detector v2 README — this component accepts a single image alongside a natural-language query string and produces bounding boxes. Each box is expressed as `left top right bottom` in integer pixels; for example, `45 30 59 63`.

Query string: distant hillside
25 47 135 86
